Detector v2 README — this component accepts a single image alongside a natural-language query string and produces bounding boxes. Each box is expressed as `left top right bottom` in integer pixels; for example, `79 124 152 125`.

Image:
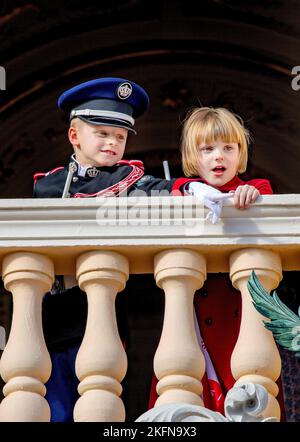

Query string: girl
148 107 285 416
173 106 273 212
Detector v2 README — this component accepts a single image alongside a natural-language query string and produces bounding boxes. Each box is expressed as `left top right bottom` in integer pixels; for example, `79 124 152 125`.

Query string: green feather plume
248 271 300 358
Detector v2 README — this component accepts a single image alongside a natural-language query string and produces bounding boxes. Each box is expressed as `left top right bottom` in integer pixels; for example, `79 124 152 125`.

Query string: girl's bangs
198 117 242 146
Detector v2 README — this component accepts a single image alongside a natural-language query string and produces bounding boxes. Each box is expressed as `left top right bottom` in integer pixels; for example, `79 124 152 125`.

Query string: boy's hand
231 185 260 210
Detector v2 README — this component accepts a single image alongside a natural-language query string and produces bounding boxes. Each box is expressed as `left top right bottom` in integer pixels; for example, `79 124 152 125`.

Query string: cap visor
76 116 137 134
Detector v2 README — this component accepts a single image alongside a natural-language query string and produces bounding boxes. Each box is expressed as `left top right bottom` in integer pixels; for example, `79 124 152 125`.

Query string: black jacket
34 159 175 349
33 160 175 198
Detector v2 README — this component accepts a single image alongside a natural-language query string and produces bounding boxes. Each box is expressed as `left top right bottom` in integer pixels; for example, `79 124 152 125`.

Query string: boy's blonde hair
181 107 250 177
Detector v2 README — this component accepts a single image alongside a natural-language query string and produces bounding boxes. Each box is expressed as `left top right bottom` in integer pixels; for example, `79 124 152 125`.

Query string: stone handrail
0 194 299 421
0 195 299 274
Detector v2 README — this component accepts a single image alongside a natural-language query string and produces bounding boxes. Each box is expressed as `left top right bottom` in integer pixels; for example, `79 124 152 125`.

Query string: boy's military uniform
34 158 175 199
35 157 174 353
34 76 175 422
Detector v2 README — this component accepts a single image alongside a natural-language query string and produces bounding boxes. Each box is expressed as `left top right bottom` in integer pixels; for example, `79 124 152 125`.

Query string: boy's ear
68 125 79 146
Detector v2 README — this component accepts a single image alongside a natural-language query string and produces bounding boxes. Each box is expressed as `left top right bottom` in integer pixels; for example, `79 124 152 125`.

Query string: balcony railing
0 194 299 421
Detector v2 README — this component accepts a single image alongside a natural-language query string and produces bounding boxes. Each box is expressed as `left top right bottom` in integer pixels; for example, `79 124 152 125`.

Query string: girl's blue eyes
201 145 234 151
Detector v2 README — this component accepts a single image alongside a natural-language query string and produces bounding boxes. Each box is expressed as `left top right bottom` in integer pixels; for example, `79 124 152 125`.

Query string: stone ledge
0 195 299 274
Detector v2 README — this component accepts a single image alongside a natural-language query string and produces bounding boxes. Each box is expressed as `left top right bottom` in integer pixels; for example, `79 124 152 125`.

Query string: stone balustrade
153 249 206 407
229 249 283 420
0 194 298 421
74 250 129 422
0 252 54 421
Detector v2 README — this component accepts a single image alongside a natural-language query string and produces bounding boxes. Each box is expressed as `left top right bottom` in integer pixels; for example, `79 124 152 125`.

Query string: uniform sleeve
248 179 273 195
32 180 40 198
33 178 50 198
130 176 176 196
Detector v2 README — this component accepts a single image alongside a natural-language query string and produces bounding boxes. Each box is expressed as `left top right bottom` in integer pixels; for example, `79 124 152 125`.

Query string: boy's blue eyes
95 132 124 140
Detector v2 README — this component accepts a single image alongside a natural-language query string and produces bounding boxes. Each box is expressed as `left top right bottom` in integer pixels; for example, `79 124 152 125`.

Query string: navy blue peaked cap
57 77 149 134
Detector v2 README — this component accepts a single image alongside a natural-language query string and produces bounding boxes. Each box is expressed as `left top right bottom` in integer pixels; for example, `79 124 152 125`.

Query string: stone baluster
73 250 129 422
0 252 54 421
153 249 207 407
229 248 282 420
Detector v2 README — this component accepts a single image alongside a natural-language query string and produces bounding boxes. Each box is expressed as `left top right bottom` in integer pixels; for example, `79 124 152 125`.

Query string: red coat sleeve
172 177 201 195
247 179 273 195
172 177 274 195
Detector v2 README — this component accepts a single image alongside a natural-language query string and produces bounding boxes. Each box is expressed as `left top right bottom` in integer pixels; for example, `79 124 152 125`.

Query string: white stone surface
0 195 299 274
135 382 278 422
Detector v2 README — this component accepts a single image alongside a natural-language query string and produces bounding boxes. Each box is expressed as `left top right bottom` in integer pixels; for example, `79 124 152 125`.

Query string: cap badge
87 167 99 178
117 82 133 100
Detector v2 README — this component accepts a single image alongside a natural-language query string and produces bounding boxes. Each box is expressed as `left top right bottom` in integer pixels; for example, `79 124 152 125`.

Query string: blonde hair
181 107 250 177
69 117 83 128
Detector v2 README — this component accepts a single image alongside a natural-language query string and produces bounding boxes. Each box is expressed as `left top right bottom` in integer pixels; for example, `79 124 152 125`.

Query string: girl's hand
231 185 260 209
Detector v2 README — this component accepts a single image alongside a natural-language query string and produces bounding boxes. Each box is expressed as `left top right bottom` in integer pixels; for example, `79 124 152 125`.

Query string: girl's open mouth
212 166 226 175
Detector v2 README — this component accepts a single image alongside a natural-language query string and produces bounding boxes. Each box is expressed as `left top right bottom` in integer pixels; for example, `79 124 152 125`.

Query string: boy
34 77 174 422
34 77 174 199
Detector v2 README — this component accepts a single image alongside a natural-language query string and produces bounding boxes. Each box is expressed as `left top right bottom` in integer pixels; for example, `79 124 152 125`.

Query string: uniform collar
71 154 100 178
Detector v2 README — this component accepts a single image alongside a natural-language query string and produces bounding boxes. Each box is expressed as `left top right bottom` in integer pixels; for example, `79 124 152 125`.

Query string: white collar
71 154 94 177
